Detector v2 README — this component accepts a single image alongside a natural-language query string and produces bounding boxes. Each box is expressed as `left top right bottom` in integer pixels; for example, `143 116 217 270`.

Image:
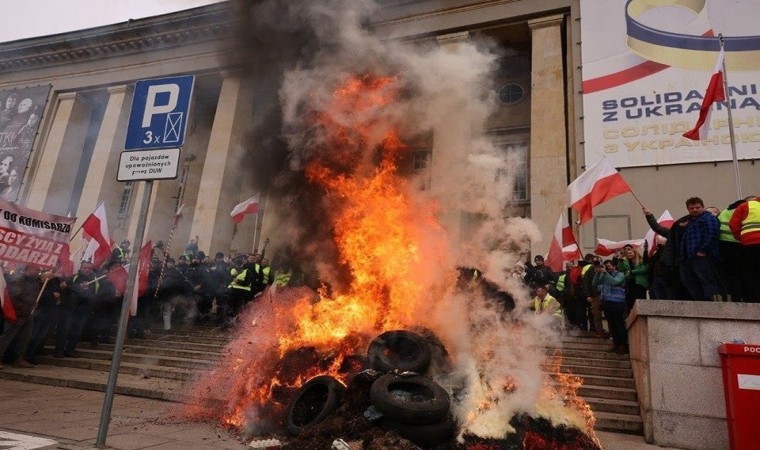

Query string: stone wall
627 300 760 450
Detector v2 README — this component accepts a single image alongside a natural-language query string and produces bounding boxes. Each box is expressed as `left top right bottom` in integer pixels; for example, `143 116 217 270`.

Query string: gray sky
0 0 225 44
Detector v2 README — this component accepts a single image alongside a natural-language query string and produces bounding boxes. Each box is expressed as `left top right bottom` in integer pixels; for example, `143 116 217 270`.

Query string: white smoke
265 0 578 440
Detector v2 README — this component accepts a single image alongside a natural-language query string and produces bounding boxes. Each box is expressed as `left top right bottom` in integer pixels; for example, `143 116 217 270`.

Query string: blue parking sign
125 75 195 150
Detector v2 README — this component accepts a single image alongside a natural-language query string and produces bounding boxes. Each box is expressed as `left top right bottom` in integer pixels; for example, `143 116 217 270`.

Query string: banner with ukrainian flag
580 0 760 167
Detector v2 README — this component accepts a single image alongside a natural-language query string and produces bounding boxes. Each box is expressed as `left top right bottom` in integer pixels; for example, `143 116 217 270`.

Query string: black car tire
285 375 345 435
367 330 432 374
369 373 450 425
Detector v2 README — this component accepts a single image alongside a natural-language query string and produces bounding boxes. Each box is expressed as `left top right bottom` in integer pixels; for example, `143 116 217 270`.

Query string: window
498 83 525 106
500 142 528 202
492 132 530 203
413 151 429 170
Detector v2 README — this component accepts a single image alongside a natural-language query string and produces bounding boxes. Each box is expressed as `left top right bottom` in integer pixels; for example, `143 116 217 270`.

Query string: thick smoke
233 0 582 440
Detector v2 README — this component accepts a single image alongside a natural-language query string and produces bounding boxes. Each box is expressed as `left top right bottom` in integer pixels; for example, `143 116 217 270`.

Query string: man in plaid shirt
679 197 722 301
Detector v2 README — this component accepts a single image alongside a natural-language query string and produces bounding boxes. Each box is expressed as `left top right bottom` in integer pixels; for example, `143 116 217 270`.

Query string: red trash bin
718 343 760 450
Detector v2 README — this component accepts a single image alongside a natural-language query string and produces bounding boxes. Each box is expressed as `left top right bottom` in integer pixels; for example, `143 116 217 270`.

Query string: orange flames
183 73 599 446
183 73 450 429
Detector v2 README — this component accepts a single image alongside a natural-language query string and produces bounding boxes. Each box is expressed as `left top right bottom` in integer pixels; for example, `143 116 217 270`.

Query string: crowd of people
0 238 302 370
1 195 758 367
527 195 760 355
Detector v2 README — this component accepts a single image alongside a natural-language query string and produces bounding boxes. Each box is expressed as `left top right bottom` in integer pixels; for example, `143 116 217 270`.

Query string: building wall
628 300 760 449
7 1 748 263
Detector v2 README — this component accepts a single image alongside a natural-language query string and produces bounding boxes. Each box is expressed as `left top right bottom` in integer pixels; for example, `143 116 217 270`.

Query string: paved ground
0 378 683 449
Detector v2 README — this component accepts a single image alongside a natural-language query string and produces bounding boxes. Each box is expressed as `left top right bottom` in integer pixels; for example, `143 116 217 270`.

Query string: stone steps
557 334 643 435
561 364 633 379
0 363 190 402
33 354 206 381
38 346 216 370
0 324 644 437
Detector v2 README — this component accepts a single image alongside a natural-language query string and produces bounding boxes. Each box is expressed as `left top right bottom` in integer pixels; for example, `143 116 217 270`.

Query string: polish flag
683 48 725 141
594 238 644 257
644 210 675 256
0 270 16 323
545 213 582 272
231 195 260 224
130 240 153 316
81 202 111 269
568 158 632 224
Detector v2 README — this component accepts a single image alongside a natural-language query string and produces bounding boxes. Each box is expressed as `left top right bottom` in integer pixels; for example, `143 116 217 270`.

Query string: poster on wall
0 85 51 202
580 0 760 168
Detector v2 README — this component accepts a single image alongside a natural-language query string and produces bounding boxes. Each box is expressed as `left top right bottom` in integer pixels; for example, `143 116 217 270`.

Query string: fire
540 352 600 447
181 72 600 448
182 73 449 429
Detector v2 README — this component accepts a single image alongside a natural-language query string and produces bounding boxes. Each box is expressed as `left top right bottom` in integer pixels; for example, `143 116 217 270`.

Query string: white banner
0 199 75 269
580 0 760 167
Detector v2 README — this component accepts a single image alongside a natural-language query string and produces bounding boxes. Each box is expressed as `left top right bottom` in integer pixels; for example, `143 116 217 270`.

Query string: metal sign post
96 180 152 447
96 74 194 448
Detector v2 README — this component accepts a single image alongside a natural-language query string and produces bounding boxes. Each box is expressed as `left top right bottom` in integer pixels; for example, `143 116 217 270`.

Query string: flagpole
719 34 743 200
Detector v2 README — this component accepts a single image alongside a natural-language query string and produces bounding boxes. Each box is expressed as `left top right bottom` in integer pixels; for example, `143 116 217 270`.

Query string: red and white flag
594 238 644 257
130 240 153 316
568 158 632 224
231 195 260 224
0 270 16 323
81 202 111 269
644 210 675 256
545 213 582 272
683 48 726 141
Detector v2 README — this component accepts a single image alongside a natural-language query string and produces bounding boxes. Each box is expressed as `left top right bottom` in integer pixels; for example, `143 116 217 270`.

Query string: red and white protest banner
0 199 76 269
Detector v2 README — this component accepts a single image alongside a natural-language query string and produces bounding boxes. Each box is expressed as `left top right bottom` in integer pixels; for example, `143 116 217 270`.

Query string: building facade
0 0 757 262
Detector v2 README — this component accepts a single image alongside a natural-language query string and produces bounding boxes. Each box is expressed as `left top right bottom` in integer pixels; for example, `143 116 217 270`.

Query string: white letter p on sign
142 84 180 127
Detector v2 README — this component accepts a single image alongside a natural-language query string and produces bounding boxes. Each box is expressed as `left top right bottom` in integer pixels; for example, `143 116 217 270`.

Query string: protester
24 269 63 364
679 197 722 302
110 240 130 265
617 244 649 313
531 285 563 330
717 199 748 302
584 255 606 337
0 265 42 368
129 257 161 339
593 259 628 354
523 255 556 295
643 206 689 300
729 195 760 302
158 257 188 331
55 261 99 357
221 255 256 329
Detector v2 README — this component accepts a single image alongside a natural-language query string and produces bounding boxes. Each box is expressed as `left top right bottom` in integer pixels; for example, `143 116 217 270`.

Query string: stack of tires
366 330 457 448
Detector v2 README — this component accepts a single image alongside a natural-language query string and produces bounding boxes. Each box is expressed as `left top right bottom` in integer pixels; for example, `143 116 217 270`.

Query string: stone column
431 31 471 251
190 72 251 255
74 85 128 247
26 92 94 215
528 15 569 256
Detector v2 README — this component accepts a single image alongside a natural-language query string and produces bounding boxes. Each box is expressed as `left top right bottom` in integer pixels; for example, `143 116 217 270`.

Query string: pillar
74 85 128 247
528 15 569 255
431 31 472 250
190 71 252 255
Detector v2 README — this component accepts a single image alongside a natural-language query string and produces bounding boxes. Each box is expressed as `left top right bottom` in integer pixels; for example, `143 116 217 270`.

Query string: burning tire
381 414 457 448
369 373 450 425
285 375 346 435
367 330 432 374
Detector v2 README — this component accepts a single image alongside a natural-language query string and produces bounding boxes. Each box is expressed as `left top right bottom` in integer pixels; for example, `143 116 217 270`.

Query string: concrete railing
627 300 760 450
